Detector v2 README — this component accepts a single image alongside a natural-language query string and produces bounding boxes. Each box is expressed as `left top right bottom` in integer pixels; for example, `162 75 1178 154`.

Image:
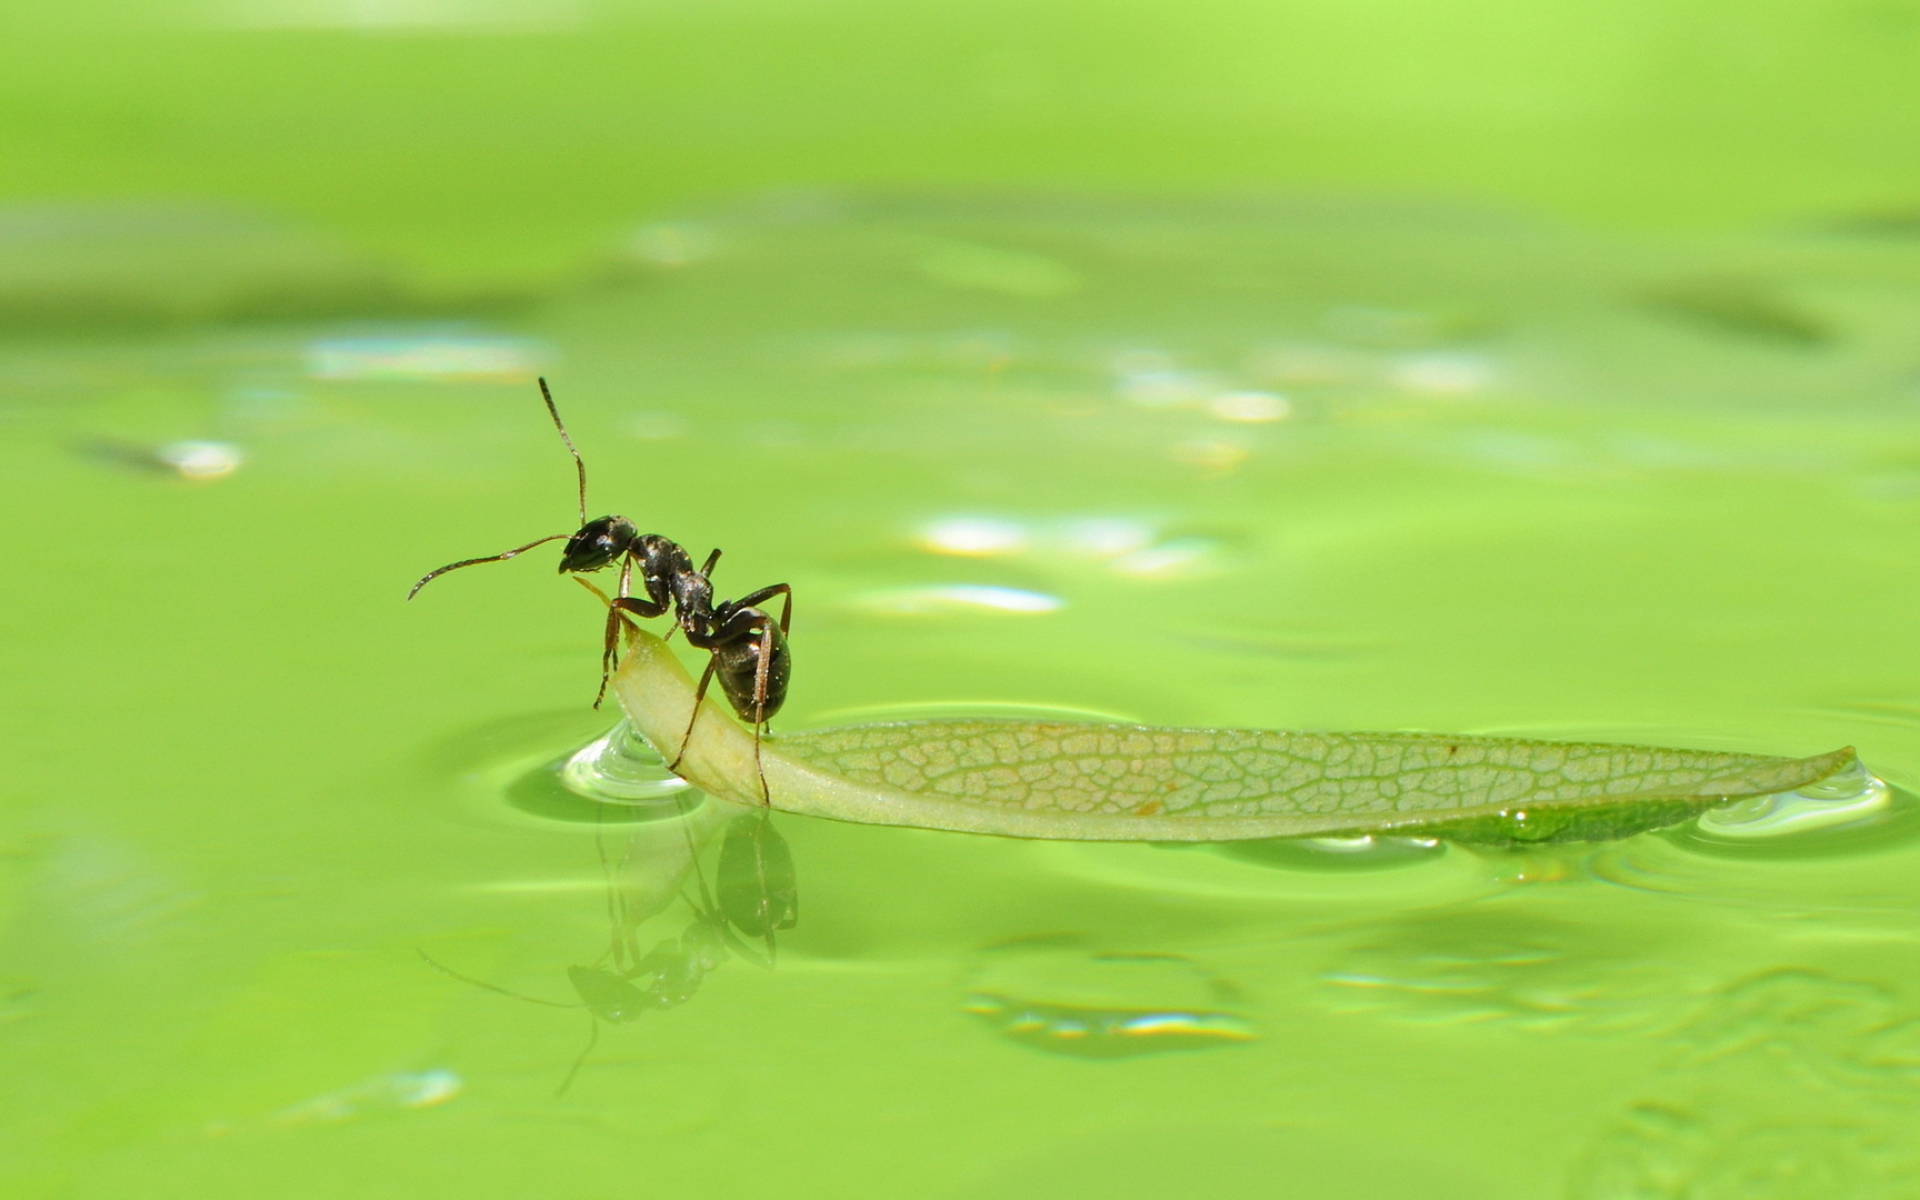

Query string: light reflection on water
962 940 1256 1059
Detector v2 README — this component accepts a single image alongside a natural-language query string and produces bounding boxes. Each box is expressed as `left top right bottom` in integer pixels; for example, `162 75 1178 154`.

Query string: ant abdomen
716 621 790 725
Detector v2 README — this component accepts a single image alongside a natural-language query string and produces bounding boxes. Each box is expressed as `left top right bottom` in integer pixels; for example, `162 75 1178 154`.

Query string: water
5 193 1920 1198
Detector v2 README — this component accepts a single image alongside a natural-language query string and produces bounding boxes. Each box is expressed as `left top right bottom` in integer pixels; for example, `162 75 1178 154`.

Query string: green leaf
611 628 1856 843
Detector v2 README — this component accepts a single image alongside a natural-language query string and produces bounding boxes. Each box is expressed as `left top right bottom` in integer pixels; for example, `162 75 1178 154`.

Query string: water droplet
1694 761 1892 840
77 437 245 481
156 440 244 480
557 722 694 808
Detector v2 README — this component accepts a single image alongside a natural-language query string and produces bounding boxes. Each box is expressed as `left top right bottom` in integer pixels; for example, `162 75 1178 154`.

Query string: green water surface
5 193 1920 1199
5 4 1920 1196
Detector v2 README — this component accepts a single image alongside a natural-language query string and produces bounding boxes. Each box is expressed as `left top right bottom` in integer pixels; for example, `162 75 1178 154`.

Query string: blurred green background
5 0 1916 289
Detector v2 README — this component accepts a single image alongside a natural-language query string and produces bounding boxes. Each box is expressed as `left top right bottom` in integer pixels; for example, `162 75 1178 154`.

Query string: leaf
611 628 1856 843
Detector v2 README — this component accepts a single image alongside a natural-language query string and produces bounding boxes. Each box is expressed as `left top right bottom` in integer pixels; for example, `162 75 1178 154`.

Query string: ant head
559 515 638 574
567 965 646 1023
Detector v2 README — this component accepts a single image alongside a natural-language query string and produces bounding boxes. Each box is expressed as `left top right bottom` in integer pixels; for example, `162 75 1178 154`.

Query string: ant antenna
407 534 572 600
538 376 588 528
416 949 580 1009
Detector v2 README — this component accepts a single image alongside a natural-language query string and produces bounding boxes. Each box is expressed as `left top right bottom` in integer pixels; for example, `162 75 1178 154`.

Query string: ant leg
592 814 635 974
577 575 669 703
731 583 793 635
750 621 776 805
593 560 636 708
753 721 769 806
555 1014 600 1098
755 808 779 962
668 656 720 774
574 576 613 607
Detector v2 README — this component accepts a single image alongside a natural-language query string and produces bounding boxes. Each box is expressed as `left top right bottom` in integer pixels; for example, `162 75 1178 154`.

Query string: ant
408 378 793 800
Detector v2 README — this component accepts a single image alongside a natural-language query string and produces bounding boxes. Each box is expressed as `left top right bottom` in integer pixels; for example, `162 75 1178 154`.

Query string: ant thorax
662 551 716 624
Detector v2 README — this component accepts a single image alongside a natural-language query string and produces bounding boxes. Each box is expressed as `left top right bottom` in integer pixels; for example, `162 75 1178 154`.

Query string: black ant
408 378 793 800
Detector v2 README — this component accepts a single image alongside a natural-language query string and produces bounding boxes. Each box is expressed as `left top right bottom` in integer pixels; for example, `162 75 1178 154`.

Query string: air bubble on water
1695 760 1891 840
558 721 694 807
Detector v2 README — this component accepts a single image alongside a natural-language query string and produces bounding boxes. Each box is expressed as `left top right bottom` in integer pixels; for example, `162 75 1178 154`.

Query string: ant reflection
422 804 797 1096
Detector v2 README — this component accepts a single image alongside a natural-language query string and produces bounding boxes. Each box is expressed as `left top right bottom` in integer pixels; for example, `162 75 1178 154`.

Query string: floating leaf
611 628 1856 843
